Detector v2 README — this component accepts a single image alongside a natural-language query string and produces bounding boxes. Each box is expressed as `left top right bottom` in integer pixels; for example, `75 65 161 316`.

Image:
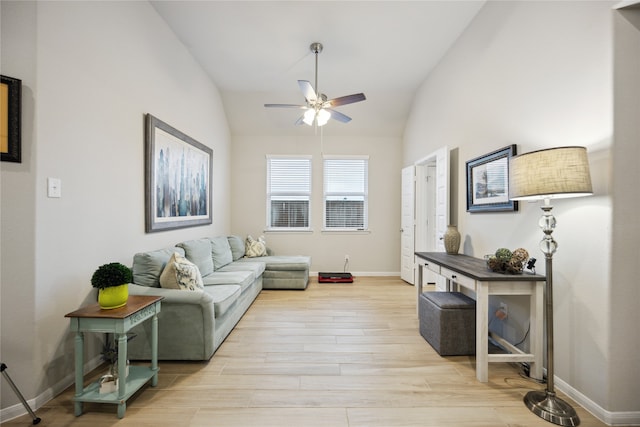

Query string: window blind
267 156 311 229
323 157 368 230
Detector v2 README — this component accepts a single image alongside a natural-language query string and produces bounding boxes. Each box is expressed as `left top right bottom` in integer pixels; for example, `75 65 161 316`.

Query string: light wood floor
4 277 607 426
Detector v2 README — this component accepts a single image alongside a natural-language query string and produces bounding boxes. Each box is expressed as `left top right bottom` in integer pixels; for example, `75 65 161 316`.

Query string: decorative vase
443 225 461 254
98 284 128 309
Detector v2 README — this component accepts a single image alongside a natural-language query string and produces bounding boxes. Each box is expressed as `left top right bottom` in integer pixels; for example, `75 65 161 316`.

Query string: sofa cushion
133 247 186 288
236 255 310 271
227 235 245 261
203 284 241 318
209 236 233 269
202 270 255 293
217 260 266 277
245 235 267 257
160 252 205 291
176 239 214 277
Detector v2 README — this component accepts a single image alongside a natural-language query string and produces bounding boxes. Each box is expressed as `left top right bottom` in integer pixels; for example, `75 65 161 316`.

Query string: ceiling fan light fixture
303 109 316 125
317 109 331 126
302 108 331 127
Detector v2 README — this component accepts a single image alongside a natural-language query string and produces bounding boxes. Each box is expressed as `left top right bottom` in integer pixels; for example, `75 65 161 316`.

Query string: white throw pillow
160 252 204 291
245 235 267 257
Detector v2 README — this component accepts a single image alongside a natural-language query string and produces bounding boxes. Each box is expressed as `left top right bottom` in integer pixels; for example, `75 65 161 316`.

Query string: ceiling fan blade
326 93 366 108
264 103 307 109
327 109 352 123
294 115 307 126
298 80 317 103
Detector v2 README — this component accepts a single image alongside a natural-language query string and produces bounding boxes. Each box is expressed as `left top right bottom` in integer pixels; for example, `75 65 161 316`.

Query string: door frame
414 147 449 289
401 146 449 286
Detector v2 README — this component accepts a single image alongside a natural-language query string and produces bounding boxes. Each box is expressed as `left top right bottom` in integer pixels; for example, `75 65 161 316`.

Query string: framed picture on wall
1 75 22 163
145 114 213 232
466 145 518 213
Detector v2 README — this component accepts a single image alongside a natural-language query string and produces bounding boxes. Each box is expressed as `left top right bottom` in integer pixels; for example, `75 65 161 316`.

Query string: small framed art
466 145 518 213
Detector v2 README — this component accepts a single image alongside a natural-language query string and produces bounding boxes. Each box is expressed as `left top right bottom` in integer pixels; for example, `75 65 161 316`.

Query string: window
266 156 311 230
323 156 368 230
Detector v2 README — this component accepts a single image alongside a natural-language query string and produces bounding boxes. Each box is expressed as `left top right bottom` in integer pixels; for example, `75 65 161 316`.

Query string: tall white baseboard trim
556 376 640 426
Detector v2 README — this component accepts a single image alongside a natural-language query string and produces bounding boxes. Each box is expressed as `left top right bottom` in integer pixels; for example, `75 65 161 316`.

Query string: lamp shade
509 146 593 200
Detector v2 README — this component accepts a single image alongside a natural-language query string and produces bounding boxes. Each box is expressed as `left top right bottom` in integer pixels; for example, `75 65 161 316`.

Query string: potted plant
91 262 132 309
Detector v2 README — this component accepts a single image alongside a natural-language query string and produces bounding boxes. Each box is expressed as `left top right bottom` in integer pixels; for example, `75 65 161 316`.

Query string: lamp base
524 390 580 426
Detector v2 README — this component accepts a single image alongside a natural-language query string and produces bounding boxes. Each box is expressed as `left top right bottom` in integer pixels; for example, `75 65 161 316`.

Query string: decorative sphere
487 255 503 272
506 258 523 273
494 248 513 262
511 248 529 263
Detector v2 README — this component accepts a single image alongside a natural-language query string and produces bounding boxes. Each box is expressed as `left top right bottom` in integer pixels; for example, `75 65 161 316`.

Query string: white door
400 166 416 284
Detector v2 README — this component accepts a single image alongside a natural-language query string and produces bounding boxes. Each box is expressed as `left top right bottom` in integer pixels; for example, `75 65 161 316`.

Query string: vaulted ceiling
151 1 485 137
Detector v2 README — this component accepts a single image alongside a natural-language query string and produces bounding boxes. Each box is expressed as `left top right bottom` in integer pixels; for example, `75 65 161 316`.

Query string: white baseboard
0 355 103 423
556 376 640 426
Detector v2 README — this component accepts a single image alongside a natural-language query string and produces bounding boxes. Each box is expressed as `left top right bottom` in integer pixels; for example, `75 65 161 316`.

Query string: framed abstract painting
145 114 212 232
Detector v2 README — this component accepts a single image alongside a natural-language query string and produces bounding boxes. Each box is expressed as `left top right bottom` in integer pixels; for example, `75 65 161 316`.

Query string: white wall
230 132 402 274
0 1 231 414
0 1 38 412
611 4 640 415
403 0 638 421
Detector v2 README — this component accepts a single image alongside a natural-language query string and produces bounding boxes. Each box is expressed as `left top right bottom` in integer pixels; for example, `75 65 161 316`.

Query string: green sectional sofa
126 235 310 361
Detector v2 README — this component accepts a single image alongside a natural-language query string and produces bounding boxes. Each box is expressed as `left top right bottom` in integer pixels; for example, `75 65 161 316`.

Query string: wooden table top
65 295 163 319
415 252 544 282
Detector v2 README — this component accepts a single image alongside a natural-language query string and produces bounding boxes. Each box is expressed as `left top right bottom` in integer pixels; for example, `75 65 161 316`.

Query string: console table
65 295 162 418
415 252 544 382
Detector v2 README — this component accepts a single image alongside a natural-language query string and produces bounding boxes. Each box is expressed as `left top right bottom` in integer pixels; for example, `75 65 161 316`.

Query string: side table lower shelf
74 366 158 418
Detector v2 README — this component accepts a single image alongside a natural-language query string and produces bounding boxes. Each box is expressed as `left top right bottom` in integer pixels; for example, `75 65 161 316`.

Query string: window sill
264 229 314 234
321 229 370 234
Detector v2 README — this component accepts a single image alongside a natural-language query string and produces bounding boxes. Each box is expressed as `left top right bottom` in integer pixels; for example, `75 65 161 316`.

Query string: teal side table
65 295 162 418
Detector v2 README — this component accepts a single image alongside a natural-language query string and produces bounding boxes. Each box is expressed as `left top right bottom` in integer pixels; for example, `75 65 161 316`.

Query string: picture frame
466 145 518 213
1 75 22 163
145 114 213 232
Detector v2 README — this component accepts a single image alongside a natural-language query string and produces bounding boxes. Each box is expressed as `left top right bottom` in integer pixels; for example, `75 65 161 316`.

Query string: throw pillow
159 252 204 291
245 235 267 257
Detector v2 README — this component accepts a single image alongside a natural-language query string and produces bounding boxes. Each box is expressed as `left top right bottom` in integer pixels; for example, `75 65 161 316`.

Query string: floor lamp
509 146 593 427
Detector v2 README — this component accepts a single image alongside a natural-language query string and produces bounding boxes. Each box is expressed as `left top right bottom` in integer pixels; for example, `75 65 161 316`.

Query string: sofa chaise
126 235 310 361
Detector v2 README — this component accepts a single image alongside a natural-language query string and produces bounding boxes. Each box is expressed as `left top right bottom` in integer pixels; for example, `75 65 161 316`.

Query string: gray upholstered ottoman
419 291 476 356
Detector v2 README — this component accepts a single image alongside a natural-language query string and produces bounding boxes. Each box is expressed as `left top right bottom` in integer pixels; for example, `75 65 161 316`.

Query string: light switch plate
47 178 62 198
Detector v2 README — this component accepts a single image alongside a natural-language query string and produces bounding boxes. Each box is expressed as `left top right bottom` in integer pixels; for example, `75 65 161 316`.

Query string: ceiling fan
264 42 366 127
